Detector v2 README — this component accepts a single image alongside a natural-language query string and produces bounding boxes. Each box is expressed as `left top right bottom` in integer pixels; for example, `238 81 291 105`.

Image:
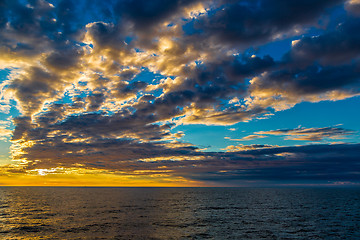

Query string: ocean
0 187 359 239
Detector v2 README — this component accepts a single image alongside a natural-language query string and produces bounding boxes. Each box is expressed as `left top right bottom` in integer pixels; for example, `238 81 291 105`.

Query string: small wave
13 226 42 233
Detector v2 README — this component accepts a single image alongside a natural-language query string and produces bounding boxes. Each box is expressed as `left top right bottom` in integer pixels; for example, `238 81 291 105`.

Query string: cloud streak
255 126 356 141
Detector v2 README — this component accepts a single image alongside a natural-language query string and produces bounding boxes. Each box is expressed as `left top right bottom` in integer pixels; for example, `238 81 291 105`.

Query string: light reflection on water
0 187 359 239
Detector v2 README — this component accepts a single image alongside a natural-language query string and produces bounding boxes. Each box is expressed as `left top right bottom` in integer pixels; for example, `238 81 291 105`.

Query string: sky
0 0 359 187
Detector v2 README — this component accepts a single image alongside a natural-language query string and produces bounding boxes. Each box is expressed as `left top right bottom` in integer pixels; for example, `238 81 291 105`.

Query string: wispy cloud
222 144 277 152
225 135 267 141
255 126 356 141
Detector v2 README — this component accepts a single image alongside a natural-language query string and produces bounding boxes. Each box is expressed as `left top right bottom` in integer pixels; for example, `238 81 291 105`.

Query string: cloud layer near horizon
0 0 359 185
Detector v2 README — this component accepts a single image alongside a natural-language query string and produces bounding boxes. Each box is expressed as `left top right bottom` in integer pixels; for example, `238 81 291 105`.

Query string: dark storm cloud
115 0 198 30
17 136 199 170
192 54 276 85
143 54 275 124
252 63 360 96
9 103 199 169
188 0 342 47
10 91 196 167
0 0 54 57
7 67 61 116
11 116 32 141
0 0 88 119
84 21 127 50
14 104 180 146
248 15 360 110
44 47 84 70
0 0 89 58
116 54 276 125
86 93 106 111
286 18 360 66
184 143 360 184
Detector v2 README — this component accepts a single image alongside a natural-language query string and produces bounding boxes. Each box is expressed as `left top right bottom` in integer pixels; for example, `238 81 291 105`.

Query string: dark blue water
0 187 359 239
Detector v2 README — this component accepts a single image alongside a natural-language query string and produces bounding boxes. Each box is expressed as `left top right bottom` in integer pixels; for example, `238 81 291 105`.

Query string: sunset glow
0 0 359 187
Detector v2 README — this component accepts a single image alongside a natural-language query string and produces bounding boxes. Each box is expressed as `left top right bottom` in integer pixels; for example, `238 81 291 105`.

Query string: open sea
0 187 359 239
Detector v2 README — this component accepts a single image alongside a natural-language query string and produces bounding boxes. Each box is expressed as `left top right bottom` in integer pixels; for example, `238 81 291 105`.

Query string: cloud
6 67 61 116
247 17 360 112
0 0 359 186
116 0 200 31
0 127 12 141
222 144 276 152
255 126 356 141
286 18 360 66
185 143 360 185
346 0 360 16
187 0 342 48
225 135 267 141
83 21 127 51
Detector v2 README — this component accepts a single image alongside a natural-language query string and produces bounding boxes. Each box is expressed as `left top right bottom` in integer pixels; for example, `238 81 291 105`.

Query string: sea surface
0 187 359 239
